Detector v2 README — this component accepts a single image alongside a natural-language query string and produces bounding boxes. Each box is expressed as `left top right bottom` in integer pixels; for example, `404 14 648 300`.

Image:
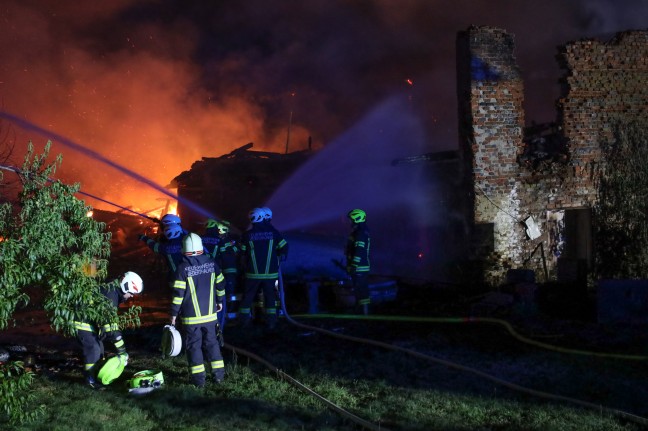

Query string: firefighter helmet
347 209 366 224
217 220 231 234
128 369 164 395
248 208 264 223
164 224 183 240
205 218 219 229
120 271 143 295
182 233 204 255
161 213 181 226
261 207 272 221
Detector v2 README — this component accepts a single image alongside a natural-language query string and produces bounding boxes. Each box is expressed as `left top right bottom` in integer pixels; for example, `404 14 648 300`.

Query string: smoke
0 0 644 213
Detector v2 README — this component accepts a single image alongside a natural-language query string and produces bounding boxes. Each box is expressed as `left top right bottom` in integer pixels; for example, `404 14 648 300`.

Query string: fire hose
275 270 648 428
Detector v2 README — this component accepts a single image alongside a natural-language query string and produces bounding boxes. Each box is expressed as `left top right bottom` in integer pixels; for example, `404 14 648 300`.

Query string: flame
405 78 413 86
86 210 94 217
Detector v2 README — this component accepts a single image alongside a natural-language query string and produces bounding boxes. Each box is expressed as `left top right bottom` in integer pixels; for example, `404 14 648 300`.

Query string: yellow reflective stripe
216 273 224 283
355 240 366 247
181 313 218 325
356 266 370 272
358 298 371 305
245 273 278 279
84 363 95 371
114 339 125 348
174 280 186 289
250 243 258 273
265 239 274 273
211 360 224 369
74 322 93 332
102 323 119 332
172 297 183 305
188 277 201 317
209 273 215 315
216 289 225 298
190 364 205 374
278 239 287 248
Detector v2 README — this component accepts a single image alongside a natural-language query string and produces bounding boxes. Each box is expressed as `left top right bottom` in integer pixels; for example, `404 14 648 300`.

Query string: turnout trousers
184 322 225 386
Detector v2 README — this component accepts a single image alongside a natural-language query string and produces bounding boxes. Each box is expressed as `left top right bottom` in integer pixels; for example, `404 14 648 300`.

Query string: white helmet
120 271 143 295
248 208 264 223
261 207 272 221
164 224 183 240
182 233 204 255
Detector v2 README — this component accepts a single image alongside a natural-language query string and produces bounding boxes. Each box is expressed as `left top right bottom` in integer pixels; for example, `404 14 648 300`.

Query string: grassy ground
3 311 648 431
3 243 648 430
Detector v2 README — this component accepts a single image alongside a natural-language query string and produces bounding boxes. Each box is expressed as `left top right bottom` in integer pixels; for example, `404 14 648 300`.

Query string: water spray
0 110 215 219
0 163 160 223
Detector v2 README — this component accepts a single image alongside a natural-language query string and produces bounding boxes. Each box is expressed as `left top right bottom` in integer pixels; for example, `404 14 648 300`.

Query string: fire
405 78 413 86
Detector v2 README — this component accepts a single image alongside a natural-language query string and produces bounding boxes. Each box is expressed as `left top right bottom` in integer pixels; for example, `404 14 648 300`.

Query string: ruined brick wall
457 27 648 287
558 31 648 206
457 26 529 284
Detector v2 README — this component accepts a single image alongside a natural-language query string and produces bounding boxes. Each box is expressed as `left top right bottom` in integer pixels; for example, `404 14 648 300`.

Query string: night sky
0 0 646 214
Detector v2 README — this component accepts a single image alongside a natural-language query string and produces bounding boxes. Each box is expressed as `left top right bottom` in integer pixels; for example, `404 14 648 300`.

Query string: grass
3 317 647 431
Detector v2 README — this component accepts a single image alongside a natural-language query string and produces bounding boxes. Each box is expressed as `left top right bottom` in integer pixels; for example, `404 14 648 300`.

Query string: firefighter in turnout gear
171 233 226 387
139 223 185 288
75 271 143 388
346 209 371 315
201 219 240 330
239 208 288 330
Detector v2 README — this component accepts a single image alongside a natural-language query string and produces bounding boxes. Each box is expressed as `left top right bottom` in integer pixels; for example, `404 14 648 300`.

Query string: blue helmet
248 208 264 223
161 214 181 226
164 224 183 240
260 207 272 221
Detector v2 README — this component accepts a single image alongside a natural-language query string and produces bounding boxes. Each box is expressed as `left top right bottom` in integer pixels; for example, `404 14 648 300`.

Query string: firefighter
238 208 288 331
171 233 226 387
346 209 371 315
201 219 240 331
260 207 282 313
75 271 143 388
139 223 184 288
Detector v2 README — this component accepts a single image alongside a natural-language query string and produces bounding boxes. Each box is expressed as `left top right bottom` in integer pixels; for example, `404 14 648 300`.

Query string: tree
0 141 135 424
593 121 648 279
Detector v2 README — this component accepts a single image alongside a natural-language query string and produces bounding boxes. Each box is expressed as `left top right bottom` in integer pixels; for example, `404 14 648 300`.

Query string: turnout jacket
201 230 239 275
171 254 225 325
74 279 124 333
240 222 288 279
141 235 184 280
346 222 370 274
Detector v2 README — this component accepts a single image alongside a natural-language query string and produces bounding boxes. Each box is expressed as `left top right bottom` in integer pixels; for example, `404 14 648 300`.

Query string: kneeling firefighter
171 233 226 387
74 271 143 388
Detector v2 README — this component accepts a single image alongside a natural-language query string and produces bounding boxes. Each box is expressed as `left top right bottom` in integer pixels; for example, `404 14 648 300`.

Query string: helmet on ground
120 271 143 295
161 213 181 226
205 218 219 229
164 224 183 240
182 233 204 255
128 370 164 395
261 207 272 221
347 209 366 224
217 220 231 235
248 208 264 223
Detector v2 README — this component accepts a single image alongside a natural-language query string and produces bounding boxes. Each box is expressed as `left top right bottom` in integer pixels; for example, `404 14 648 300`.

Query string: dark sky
1 0 646 213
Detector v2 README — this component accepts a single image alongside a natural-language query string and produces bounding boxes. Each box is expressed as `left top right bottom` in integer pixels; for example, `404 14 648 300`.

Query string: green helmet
129 370 164 390
347 209 366 224
205 218 219 229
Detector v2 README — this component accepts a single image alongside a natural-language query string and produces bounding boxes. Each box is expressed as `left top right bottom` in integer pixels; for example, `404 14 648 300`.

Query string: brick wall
457 26 648 286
